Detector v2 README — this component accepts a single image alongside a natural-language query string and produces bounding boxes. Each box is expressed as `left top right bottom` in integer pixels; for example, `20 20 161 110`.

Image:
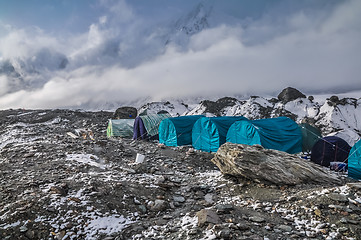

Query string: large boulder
211 143 340 186
278 87 306 103
113 107 137 119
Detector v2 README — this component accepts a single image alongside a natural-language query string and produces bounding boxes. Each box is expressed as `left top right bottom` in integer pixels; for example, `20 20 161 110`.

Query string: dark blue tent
159 115 204 147
311 136 351 167
133 117 148 140
348 139 361 180
226 117 303 154
192 116 247 152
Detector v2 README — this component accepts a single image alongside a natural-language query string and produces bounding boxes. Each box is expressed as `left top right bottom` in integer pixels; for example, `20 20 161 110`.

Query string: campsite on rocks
1 88 361 240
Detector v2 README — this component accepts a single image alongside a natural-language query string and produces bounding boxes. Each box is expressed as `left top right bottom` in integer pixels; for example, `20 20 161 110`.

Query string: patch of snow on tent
348 139 361 180
192 116 247 152
159 115 204 147
311 136 351 167
226 117 302 154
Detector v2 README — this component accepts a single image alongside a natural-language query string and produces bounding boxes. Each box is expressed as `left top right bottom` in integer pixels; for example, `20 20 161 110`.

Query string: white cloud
0 0 360 109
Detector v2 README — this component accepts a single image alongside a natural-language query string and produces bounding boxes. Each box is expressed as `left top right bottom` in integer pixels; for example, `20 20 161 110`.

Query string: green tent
299 123 322 152
133 113 172 140
226 117 302 154
348 139 361 180
159 115 204 147
107 119 134 138
192 116 247 152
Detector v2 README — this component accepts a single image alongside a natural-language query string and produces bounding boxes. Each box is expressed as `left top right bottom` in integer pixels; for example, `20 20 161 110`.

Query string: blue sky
0 0 360 109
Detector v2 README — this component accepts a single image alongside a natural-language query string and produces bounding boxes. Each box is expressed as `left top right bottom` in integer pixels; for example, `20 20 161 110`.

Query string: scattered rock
151 200 168 212
277 87 306 103
249 216 265 223
196 209 221 227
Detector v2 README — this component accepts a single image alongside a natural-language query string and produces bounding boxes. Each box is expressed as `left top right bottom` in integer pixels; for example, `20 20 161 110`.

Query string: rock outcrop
211 143 340 186
113 106 137 119
277 87 306 103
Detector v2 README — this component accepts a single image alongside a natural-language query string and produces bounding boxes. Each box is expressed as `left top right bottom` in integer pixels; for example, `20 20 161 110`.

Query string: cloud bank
0 0 360 109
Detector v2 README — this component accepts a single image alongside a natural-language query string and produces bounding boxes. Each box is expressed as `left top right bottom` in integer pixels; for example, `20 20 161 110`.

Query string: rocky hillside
0 108 361 240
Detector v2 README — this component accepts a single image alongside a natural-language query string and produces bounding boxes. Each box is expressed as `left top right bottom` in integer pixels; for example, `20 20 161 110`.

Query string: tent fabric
107 119 134 138
192 116 247 152
226 117 303 154
133 113 171 140
299 123 322 152
133 117 148 140
159 115 204 147
311 136 351 167
348 139 361 180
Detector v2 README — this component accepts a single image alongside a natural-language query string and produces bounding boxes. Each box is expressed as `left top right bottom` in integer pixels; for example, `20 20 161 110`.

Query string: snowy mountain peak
175 2 212 35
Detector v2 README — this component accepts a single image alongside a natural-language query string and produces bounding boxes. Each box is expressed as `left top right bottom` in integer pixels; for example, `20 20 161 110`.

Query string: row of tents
107 114 361 180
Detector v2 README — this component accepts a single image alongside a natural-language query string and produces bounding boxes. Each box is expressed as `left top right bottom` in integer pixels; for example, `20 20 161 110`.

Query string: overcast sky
0 0 360 109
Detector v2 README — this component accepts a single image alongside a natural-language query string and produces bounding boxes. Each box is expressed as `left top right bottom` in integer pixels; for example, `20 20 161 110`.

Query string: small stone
157 143 165 149
215 204 234 214
218 228 231 239
19 226 28 233
338 227 348 233
327 193 348 203
277 225 292 232
151 200 168 212
25 230 35 239
163 215 173 220
173 196 185 203
188 229 198 235
237 223 250 231
50 185 67 196
314 209 322 217
196 209 221 227
340 217 348 224
204 193 214 204
249 216 265 223
56 231 66 240
138 205 147 214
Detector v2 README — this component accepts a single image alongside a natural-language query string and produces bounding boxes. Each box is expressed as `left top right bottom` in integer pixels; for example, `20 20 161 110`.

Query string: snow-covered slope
138 89 361 145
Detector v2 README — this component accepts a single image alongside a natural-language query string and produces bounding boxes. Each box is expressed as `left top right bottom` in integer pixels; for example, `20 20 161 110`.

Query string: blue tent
348 139 361 180
226 117 303 154
311 136 351 167
192 116 247 152
159 115 204 147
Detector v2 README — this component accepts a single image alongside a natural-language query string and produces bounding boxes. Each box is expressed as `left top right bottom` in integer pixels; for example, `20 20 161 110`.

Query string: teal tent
299 123 322 152
348 139 361 180
226 117 302 154
192 116 247 152
107 119 134 138
159 115 204 147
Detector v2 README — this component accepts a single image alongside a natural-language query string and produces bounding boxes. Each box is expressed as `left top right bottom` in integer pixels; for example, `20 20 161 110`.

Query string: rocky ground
0 109 361 240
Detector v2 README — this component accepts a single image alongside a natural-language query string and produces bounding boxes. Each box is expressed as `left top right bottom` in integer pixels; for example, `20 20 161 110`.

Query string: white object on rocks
135 153 145 164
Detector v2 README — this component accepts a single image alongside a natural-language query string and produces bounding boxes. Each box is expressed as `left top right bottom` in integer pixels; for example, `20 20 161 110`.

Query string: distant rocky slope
138 87 361 145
